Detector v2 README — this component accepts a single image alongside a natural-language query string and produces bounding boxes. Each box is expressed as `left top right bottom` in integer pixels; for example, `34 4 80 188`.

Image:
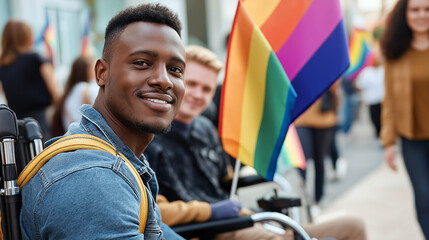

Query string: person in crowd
51 55 97 136
356 40 384 139
0 20 61 141
327 125 348 182
294 81 340 213
339 77 360 136
145 45 367 240
20 4 186 239
380 0 429 238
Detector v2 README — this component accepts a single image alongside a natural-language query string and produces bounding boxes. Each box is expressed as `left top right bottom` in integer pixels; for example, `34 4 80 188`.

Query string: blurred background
0 0 397 86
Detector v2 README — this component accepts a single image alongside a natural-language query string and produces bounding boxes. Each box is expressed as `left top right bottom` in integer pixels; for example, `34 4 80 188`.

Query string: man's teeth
146 98 168 104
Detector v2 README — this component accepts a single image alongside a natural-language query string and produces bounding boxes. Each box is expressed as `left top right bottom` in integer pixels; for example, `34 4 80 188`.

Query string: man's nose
190 87 204 100
148 66 173 91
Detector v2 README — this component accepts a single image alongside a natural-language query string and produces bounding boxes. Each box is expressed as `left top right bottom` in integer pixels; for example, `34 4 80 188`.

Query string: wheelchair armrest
23 118 43 141
172 212 313 240
172 215 253 239
222 174 267 190
257 196 302 212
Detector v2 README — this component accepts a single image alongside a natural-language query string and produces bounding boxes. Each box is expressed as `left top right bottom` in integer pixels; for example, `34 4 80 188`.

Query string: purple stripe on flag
290 19 349 121
276 0 343 81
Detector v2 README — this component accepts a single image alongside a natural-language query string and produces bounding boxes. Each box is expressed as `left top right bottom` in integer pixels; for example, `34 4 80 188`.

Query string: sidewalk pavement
316 157 424 240
237 104 425 239
315 104 425 240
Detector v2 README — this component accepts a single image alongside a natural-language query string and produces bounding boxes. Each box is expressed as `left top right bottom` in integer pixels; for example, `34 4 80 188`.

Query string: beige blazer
380 51 414 147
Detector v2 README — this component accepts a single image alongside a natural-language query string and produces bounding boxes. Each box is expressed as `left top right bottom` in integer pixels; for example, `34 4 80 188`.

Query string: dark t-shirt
0 53 51 117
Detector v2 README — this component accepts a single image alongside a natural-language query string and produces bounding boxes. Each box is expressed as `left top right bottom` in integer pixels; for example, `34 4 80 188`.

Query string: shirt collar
49 104 153 178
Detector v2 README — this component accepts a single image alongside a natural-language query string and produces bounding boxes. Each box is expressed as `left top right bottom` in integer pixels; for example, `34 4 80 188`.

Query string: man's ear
95 59 109 87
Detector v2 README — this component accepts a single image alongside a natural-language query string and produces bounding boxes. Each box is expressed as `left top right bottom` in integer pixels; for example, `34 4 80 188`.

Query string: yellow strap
17 134 148 233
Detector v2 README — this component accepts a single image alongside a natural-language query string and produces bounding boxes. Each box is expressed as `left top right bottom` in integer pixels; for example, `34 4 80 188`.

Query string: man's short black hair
102 3 182 61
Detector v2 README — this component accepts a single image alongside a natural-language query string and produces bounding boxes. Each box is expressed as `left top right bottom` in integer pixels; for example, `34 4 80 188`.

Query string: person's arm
157 194 212 226
380 62 397 171
40 63 61 103
329 79 341 113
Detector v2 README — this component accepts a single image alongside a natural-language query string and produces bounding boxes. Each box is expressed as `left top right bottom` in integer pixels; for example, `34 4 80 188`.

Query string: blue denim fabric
20 105 183 239
401 137 429 239
339 93 360 134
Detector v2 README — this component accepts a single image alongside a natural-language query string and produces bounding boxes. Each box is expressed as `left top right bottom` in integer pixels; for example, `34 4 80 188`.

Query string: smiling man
20 4 185 239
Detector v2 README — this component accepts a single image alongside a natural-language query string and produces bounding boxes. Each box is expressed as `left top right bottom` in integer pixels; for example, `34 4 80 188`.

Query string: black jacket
145 116 230 203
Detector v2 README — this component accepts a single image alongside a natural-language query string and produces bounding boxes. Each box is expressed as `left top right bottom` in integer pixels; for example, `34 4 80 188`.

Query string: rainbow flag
220 0 349 180
80 11 93 56
276 124 306 175
244 0 350 121
35 17 56 61
343 27 374 81
219 0 297 181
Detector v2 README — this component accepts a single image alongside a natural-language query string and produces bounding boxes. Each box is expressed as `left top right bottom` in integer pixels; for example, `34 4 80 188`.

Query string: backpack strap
16 134 148 233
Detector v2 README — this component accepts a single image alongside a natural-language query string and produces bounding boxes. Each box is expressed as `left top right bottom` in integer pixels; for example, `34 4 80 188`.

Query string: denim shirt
20 105 183 240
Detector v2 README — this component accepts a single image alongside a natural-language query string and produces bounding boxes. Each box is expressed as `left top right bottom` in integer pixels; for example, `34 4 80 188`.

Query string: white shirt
62 81 98 131
356 66 385 105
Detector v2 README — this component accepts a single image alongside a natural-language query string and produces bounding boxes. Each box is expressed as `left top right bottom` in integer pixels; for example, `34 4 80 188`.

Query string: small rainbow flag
343 27 374 81
219 0 297 181
35 17 56 61
276 124 306 174
80 11 93 56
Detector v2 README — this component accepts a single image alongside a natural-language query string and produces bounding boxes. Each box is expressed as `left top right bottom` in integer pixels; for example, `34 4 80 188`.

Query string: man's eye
134 60 148 67
169 66 183 73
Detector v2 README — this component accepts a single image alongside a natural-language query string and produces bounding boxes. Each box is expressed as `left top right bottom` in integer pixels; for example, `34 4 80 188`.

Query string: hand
209 199 242 221
385 145 397 171
239 207 254 216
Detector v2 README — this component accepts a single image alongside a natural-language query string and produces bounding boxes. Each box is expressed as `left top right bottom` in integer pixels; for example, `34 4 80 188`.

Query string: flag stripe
349 32 367 64
276 0 343 81
276 125 306 174
242 0 281 27
220 2 254 158
260 0 313 52
267 90 296 179
255 62 296 179
291 20 349 120
239 27 271 167
285 125 306 168
252 51 289 174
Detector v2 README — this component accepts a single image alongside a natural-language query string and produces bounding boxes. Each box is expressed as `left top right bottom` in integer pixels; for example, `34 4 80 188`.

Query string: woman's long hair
51 56 94 136
380 0 412 61
0 20 33 66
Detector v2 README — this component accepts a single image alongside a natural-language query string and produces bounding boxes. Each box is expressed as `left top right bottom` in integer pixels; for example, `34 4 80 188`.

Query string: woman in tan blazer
380 0 429 237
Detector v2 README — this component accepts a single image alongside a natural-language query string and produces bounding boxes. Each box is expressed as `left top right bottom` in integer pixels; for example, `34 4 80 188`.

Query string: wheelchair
0 104 317 240
171 167 318 240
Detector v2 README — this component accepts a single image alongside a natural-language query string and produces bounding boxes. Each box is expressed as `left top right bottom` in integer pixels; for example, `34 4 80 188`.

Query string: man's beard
134 122 172 134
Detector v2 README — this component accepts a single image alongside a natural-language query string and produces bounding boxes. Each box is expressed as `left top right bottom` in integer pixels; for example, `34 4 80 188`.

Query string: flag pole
229 159 241 200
